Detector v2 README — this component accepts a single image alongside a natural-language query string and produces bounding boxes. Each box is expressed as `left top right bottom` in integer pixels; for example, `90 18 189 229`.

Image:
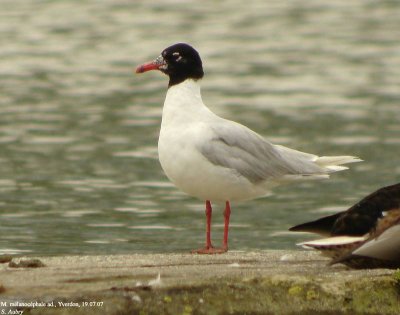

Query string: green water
0 0 399 255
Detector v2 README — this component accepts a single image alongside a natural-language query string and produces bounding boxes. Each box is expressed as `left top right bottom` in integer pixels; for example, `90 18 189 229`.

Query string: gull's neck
165 79 202 107
162 79 214 125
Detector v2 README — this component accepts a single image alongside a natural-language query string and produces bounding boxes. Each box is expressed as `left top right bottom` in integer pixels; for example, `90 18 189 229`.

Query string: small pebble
228 262 241 268
280 254 295 261
0 255 13 264
8 259 46 268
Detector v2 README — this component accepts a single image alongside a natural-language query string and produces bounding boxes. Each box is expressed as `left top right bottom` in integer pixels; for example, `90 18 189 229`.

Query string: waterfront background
0 0 399 255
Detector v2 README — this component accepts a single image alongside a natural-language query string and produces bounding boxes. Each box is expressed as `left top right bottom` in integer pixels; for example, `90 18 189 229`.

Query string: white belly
157 80 274 202
158 124 268 202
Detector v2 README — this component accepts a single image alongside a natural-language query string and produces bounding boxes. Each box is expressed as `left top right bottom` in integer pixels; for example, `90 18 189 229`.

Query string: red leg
192 200 230 254
222 201 231 250
192 200 214 254
205 200 212 248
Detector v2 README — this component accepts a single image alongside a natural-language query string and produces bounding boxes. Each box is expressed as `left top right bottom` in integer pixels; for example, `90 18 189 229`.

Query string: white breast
157 80 266 202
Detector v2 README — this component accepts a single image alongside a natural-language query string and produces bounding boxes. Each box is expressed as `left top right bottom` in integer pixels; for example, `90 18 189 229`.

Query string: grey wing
199 122 323 183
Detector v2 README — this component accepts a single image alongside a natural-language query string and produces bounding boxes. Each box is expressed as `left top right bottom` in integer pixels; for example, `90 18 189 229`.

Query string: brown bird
290 183 400 269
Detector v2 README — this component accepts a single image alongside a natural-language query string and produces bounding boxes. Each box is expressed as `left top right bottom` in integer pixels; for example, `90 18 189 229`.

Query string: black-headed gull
136 43 362 254
291 183 400 268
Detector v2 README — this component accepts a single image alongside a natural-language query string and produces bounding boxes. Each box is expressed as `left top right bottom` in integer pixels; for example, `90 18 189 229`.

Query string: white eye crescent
173 52 183 62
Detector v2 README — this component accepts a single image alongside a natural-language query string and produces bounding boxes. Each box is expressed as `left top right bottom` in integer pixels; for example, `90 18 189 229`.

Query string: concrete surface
0 250 399 314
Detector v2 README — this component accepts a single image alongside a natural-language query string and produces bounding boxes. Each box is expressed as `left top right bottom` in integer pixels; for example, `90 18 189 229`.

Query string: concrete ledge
0 251 399 314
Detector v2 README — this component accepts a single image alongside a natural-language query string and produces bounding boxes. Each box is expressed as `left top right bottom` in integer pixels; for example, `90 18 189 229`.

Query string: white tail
315 156 363 173
275 145 362 176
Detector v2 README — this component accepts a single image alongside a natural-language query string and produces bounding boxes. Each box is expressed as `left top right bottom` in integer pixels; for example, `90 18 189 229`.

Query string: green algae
7 252 400 315
288 285 303 296
18 274 400 315
123 275 400 315
393 269 400 284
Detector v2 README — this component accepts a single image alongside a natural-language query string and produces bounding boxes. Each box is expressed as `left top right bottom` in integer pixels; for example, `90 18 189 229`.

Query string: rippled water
1 0 400 255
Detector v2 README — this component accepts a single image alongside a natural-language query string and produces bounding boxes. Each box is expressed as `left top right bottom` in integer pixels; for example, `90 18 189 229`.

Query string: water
0 0 400 255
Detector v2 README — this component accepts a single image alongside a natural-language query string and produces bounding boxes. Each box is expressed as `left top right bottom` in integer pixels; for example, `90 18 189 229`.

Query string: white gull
136 43 362 254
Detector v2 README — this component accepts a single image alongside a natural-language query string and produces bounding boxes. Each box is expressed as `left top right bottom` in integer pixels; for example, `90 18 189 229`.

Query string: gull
136 43 361 254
